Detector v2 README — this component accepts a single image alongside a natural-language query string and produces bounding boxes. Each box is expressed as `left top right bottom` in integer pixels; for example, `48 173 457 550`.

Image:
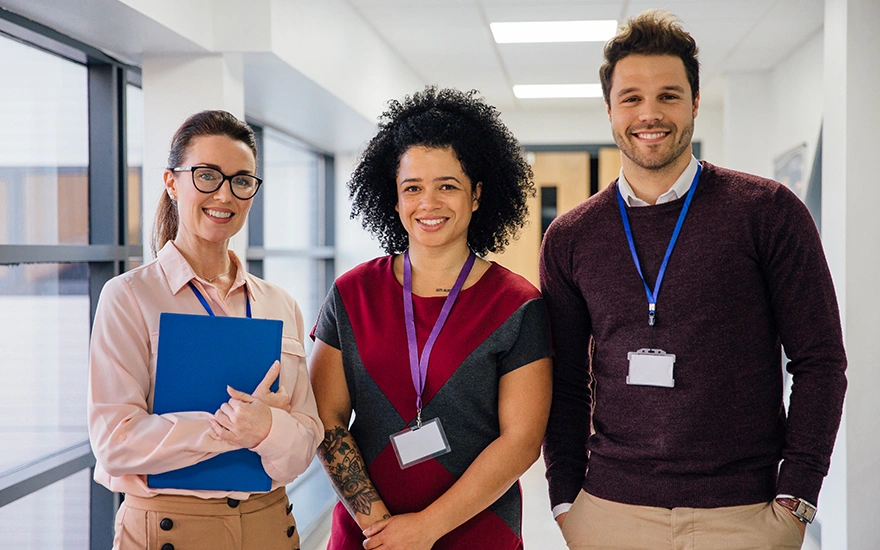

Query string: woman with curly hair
309 87 552 549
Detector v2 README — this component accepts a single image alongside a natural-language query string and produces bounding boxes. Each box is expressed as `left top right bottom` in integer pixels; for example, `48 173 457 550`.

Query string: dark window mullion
322 155 335 296
87 60 127 550
247 123 265 278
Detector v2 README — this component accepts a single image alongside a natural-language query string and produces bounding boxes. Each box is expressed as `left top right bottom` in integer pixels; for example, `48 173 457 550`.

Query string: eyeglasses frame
171 165 263 200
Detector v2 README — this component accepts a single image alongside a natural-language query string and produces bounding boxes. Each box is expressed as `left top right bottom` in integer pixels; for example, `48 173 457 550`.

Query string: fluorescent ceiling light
491 20 618 44
513 84 603 99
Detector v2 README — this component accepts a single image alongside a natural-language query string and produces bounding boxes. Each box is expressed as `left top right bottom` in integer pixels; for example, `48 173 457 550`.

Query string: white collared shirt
617 155 701 207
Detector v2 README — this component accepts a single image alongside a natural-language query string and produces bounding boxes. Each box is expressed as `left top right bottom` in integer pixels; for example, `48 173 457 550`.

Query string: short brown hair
600 9 700 104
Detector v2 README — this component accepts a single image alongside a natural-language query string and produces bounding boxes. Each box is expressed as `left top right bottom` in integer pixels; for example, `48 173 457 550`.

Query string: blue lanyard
616 163 701 326
188 281 252 318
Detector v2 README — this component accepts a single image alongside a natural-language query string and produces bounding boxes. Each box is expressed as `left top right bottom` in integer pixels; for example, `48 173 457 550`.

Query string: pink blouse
88 241 322 499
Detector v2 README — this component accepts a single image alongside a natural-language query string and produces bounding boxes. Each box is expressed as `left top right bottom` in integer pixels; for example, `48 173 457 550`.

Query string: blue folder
147 312 283 492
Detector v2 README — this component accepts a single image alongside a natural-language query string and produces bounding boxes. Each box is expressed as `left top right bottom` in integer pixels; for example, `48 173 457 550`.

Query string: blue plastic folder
147 312 283 492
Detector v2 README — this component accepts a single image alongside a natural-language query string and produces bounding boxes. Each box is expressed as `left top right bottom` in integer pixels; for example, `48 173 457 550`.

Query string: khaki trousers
113 487 300 550
560 491 805 550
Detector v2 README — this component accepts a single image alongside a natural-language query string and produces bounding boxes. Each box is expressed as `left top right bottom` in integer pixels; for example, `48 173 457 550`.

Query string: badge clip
626 348 675 388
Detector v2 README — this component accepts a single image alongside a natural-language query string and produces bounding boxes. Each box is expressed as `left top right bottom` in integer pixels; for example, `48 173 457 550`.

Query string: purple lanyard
403 250 476 426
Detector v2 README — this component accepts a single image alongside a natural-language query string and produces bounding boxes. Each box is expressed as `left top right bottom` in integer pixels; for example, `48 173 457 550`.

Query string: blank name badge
389 417 452 469
626 348 676 388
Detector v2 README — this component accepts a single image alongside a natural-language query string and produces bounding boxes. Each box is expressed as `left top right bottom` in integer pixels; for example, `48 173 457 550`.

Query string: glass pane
263 257 318 350
0 263 90 474
0 34 89 245
127 84 144 246
0 468 90 548
262 128 319 249
286 458 336 542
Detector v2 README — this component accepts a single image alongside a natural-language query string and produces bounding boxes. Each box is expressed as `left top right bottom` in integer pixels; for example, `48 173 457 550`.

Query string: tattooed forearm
319 426 382 516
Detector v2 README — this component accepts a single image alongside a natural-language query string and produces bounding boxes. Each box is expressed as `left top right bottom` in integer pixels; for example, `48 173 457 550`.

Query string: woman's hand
252 361 292 412
210 385 273 449
361 513 441 550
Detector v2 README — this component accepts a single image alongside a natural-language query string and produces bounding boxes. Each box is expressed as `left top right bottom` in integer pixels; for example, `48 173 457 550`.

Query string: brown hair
150 110 257 257
599 9 700 105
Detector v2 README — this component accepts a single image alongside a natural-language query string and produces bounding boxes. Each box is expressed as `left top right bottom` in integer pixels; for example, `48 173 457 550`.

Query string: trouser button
160 518 173 531
161 544 174 550
227 498 240 508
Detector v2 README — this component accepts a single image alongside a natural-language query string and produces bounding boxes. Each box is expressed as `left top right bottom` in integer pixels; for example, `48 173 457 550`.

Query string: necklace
203 267 232 282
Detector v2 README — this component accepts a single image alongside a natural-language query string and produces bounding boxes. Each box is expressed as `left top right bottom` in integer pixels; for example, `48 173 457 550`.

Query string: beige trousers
560 491 805 550
113 487 300 550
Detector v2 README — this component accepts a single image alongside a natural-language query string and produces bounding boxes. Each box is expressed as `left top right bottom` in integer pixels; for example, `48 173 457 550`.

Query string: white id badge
389 417 452 469
626 348 676 387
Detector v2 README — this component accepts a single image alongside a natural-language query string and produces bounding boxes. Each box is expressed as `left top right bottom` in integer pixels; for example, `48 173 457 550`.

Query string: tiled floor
521 456 568 549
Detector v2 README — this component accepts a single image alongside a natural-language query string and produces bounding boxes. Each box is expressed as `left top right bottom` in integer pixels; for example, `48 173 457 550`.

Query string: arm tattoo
319 426 382 516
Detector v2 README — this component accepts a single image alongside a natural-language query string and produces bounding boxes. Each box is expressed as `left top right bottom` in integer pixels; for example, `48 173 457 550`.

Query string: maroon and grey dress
312 256 551 549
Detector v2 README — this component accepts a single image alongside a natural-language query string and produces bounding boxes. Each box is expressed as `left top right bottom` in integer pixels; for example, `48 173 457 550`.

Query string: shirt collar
617 155 700 207
157 241 252 300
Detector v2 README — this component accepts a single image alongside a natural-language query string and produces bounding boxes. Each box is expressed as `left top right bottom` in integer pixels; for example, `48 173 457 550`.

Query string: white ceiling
345 0 825 111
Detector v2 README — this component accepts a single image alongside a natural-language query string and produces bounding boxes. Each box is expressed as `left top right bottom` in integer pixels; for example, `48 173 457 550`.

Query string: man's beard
613 118 694 171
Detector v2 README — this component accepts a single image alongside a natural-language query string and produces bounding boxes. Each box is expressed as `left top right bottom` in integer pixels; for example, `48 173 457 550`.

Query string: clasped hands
208 361 291 449
361 512 441 550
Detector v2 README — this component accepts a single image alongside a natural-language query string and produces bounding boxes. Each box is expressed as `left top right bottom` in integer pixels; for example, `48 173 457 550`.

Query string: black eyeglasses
172 166 263 200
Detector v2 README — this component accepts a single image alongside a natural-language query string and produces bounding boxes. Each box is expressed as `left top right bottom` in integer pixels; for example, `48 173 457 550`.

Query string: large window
248 126 334 339
247 125 338 542
0 14 142 550
0 34 89 245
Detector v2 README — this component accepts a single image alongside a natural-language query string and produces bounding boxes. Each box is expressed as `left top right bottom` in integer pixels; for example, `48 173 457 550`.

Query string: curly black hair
349 86 534 256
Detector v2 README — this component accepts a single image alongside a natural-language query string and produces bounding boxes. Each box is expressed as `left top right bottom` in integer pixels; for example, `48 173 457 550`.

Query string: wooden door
489 151 590 287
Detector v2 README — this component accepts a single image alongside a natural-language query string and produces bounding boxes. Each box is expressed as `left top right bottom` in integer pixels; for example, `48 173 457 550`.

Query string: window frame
246 122 336 298
245 122 338 544
0 10 142 549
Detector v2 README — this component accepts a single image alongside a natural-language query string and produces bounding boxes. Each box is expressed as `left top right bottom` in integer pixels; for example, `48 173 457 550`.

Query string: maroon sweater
540 162 846 510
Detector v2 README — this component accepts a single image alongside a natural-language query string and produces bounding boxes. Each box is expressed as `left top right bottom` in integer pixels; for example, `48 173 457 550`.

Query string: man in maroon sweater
540 9 847 549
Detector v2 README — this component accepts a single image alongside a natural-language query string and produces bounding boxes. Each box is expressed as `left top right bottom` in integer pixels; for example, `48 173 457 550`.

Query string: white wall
823 1 880 548
769 32 824 182
721 31 824 182
723 72 774 177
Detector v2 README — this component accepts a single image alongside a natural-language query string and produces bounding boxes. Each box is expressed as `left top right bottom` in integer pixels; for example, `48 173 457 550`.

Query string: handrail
0 440 95 507
0 244 143 265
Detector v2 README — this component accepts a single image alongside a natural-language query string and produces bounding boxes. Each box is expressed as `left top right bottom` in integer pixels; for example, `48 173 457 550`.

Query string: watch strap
775 497 817 523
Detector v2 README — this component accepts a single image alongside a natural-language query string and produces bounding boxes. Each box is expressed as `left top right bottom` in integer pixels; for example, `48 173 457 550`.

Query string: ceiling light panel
491 20 618 44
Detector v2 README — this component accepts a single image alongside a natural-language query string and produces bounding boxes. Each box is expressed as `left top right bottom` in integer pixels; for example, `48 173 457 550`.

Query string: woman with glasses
88 110 321 549
310 87 553 549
